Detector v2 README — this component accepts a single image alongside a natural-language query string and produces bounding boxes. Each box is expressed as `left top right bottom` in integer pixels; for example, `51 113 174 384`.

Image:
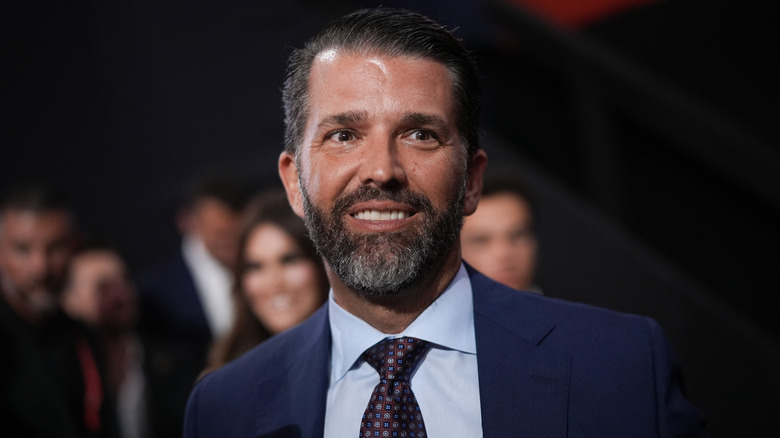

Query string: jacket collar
469 264 571 436
251 265 571 437
253 305 331 437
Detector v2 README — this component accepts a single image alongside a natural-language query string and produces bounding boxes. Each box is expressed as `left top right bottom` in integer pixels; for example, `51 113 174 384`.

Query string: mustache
331 185 434 217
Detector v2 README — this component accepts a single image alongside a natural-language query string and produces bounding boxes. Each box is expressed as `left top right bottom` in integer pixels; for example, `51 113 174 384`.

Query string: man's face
279 50 485 295
461 193 537 290
0 209 73 313
62 249 137 330
184 198 243 269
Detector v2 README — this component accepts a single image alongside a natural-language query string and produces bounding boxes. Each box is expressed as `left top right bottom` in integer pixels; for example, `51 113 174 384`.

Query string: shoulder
185 305 330 436
468 265 665 352
190 304 328 397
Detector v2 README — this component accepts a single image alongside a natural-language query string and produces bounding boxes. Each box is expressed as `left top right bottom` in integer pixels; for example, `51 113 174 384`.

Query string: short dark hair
183 172 255 212
282 7 481 159
238 187 320 270
481 169 537 234
0 181 72 217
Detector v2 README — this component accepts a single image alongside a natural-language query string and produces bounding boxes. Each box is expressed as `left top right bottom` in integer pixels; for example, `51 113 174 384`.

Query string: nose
358 136 407 188
28 248 48 279
265 264 285 291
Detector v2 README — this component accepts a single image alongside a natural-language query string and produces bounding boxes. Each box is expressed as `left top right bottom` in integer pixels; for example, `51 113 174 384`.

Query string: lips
333 186 427 224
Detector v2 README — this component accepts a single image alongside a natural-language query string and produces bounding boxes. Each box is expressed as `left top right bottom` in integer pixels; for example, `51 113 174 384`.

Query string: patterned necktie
359 336 432 438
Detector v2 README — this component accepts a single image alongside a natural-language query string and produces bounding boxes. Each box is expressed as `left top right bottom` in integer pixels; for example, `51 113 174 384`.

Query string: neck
330 248 462 334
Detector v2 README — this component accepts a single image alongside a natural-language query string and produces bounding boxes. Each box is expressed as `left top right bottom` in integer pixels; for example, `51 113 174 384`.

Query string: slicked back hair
282 8 481 160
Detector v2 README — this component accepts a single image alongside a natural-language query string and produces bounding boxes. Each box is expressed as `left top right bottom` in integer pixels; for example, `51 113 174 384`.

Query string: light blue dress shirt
324 263 483 437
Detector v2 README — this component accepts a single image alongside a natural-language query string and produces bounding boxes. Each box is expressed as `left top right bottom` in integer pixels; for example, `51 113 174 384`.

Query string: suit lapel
248 269 572 436
254 306 331 437
470 266 570 437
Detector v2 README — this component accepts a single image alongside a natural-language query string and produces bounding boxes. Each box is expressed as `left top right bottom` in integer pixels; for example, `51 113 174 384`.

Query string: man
185 8 707 437
461 170 540 292
62 240 148 438
0 183 117 438
137 172 254 438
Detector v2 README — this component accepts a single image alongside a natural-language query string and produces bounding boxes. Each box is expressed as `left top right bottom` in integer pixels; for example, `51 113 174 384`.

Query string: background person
136 171 254 438
206 187 328 370
461 169 540 292
0 182 118 438
62 239 148 438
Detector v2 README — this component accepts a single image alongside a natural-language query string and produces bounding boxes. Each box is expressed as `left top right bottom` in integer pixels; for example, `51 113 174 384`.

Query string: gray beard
300 181 466 297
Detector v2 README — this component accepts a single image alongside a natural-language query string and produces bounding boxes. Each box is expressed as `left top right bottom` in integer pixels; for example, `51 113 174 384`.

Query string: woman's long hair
205 187 328 370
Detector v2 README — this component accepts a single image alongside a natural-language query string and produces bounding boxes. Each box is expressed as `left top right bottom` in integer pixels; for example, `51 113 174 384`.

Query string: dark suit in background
1 293 119 438
137 171 254 437
137 251 212 438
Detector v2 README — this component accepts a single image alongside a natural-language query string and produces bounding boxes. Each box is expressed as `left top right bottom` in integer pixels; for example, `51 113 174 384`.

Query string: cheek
242 272 275 321
242 271 269 303
462 243 484 261
305 154 356 202
285 264 314 286
285 264 323 306
513 240 538 261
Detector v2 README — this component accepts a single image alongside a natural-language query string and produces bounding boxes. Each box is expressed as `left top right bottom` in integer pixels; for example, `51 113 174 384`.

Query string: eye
280 253 304 265
508 229 535 246
243 261 262 273
403 129 441 147
12 243 31 256
413 130 433 141
466 234 490 247
326 130 355 143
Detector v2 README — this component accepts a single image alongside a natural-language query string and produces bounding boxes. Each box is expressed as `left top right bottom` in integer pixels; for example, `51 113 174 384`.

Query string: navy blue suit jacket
138 250 212 438
184 266 707 437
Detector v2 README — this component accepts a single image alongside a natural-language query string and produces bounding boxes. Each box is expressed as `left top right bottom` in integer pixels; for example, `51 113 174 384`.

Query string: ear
278 151 305 218
463 149 487 216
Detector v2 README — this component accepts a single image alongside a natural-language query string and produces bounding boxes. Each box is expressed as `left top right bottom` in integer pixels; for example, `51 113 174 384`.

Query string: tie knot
362 337 431 381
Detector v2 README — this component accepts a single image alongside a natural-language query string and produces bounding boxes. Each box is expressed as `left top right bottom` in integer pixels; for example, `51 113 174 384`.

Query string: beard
300 180 466 297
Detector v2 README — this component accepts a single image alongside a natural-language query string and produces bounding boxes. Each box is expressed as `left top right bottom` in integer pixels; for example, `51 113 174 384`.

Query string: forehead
73 250 122 269
0 209 72 240
468 193 533 228
306 50 455 120
246 223 299 253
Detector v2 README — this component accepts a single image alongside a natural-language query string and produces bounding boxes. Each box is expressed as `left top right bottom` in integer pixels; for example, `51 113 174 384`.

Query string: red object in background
511 0 664 29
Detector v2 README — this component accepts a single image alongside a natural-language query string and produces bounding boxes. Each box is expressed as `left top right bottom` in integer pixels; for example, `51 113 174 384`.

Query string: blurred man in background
461 170 540 293
63 240 147 438
0 182 118 438
136 172 254 438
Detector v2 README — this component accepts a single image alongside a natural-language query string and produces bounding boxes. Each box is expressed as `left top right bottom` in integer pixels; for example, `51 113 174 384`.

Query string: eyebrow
400 113 450 134
316 110 368 130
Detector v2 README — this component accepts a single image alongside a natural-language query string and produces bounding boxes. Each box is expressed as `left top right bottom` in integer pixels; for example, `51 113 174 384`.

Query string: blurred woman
206 188 328 369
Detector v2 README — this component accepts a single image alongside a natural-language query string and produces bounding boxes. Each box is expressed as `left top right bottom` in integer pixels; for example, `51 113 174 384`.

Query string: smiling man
185 8 707 437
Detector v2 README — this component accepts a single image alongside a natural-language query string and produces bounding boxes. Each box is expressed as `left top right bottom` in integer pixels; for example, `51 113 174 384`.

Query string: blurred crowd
0 168 538 438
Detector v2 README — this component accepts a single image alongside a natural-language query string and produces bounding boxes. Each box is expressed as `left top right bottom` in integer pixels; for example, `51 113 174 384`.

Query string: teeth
354 210 408 220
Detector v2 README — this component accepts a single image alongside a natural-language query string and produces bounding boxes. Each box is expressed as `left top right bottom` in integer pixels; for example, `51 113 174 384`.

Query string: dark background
3 0 778 435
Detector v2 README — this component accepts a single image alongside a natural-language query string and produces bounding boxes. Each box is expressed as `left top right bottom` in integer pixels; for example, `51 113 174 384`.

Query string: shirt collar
328 263 475 384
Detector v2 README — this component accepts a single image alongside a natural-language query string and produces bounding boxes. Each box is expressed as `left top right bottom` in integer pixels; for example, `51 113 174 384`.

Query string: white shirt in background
181 234 234 339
